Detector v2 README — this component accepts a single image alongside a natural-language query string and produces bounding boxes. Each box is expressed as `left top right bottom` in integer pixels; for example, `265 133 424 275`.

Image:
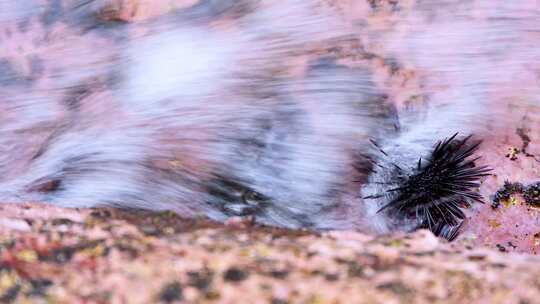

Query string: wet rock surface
0 203 539 303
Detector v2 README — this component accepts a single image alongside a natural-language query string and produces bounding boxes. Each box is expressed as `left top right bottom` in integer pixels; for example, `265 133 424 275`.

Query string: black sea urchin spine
377 133 492 241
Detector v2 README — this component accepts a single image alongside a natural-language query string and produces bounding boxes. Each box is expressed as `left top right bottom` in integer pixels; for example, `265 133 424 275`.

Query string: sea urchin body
376 134 492 240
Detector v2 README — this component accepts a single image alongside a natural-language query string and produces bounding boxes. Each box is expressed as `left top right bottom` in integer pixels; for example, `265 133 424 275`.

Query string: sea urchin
378 133 492 241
